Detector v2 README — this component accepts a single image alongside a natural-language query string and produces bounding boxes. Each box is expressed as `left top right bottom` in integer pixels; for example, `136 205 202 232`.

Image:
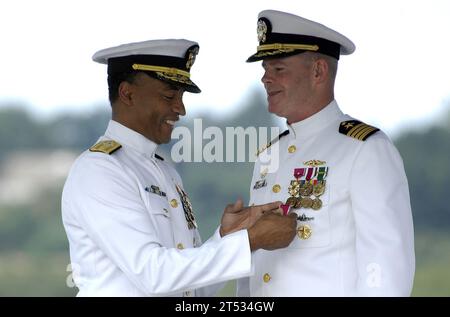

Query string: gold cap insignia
186 46 199 70
257 19 268 43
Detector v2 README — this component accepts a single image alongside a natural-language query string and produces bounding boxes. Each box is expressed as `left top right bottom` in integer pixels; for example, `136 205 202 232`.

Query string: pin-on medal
287 165 328 211
175 184 197 229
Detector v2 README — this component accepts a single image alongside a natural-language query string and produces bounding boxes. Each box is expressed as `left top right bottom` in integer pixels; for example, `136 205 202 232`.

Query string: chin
268 103 281 116
159 137 171 144
162 132 174 144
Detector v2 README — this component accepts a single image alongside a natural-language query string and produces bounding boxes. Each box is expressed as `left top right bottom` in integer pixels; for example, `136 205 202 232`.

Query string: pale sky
1 0 449 135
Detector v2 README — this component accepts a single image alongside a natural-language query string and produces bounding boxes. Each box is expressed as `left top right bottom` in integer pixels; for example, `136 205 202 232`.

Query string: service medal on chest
285 165 329 211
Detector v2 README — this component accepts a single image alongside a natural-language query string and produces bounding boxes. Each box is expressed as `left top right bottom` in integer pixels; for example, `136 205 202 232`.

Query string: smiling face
261 53 317 123
116 72 186 144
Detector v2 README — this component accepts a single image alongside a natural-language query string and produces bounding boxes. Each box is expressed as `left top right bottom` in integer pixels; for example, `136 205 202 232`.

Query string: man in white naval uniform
237 10 415 296
62 39 297 296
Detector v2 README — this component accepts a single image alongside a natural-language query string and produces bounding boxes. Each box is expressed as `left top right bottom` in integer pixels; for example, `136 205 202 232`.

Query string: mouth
165 118 178 127
267 90 281 98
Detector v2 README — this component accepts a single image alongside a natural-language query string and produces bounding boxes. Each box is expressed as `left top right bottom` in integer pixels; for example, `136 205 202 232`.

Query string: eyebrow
162 82 182 92
262 60 286 68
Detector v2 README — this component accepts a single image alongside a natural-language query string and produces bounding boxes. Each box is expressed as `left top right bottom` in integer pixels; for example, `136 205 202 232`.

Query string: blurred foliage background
0 89 449 296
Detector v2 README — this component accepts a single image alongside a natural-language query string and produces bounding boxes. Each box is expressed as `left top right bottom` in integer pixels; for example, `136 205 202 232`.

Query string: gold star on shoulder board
344 123 354 129
339 120 380 141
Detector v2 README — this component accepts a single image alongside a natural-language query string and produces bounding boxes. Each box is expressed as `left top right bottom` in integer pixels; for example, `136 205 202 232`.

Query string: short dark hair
107 71 139 104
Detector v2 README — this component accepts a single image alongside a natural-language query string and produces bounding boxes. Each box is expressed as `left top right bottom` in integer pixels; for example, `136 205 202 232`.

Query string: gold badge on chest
175 184 197 230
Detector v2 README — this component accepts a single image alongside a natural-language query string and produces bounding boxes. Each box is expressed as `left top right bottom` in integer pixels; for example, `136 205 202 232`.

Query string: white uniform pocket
147 197 174 246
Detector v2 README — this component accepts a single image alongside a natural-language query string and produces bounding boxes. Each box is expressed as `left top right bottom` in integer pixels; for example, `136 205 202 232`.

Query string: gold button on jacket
170 199 178 208
272 184 281 193
288 145 297 153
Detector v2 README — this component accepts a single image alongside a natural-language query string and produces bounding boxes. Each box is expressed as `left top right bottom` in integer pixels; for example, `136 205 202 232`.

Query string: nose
261 70 272 85
173 96 186 116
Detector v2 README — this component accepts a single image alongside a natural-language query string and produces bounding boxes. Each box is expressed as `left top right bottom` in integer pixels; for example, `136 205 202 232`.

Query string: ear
118 81 134 106
312 59 329 84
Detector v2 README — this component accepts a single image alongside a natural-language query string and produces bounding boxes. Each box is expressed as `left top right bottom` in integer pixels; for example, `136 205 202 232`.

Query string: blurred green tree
395 126 450 230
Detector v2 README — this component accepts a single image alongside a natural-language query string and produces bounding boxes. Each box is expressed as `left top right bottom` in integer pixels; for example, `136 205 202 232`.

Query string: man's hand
247 212 297 251
219 199 282 237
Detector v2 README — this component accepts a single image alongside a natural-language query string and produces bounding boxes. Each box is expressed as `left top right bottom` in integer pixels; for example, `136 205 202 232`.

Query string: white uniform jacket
237 101 415 296
62 120 252 296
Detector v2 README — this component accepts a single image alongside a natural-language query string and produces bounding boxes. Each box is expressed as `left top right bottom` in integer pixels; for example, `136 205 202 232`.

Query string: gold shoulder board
339 120 379 141
89 140 122 155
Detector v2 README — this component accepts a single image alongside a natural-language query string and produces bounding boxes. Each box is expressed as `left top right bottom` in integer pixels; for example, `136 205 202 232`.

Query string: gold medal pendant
299 182 313 196
300 197 313 209
294 197 302 209
313 181 326 196
311 198 322 210
288 180 300 196
310 180 326 211
286 196 297 207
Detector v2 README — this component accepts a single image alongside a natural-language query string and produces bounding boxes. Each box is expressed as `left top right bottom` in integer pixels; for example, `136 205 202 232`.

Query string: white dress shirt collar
104 120 158 158
287 100 343 140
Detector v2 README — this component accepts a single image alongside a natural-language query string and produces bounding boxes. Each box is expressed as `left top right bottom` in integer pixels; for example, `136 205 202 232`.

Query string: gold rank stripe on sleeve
339 120 380 141
89 140 122 155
